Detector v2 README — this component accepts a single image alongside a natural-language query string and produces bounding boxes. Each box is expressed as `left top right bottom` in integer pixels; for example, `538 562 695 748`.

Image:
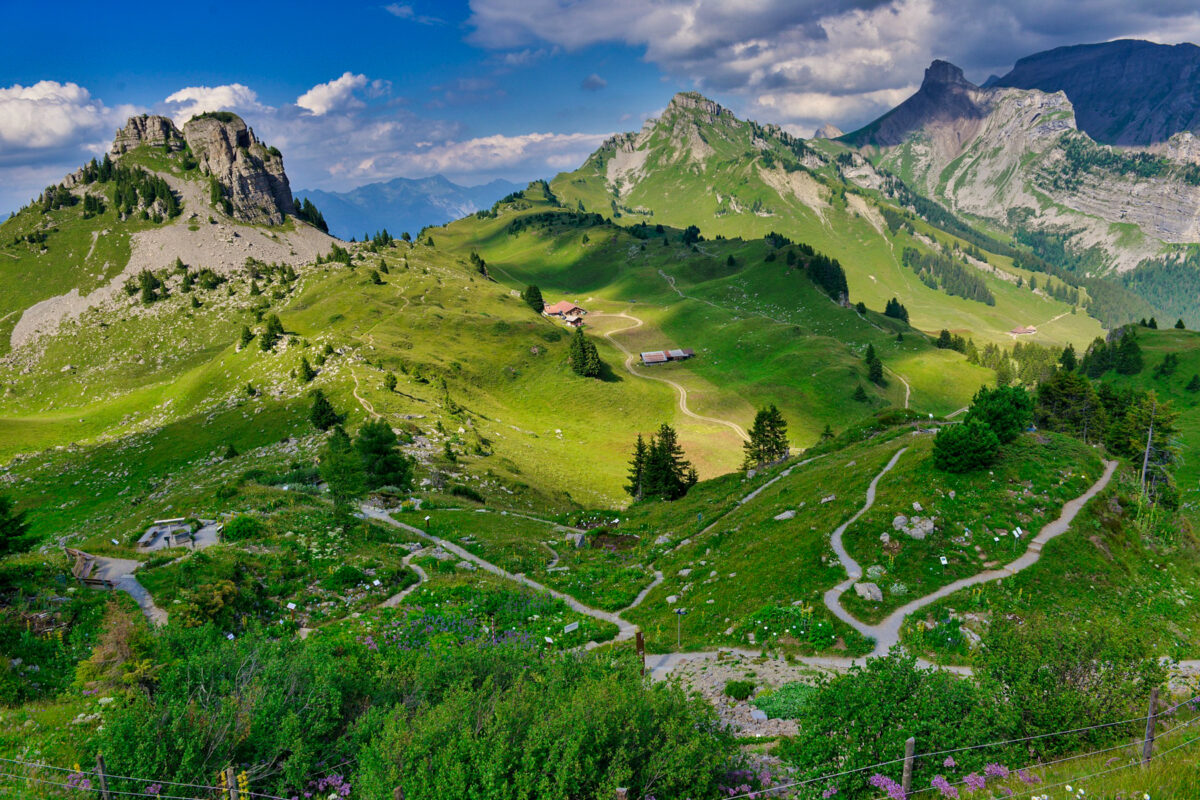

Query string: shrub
223 515 263 541
724 679 755 701
964 386 1033 443
449 484 484 503
753 682 815 719
932 419 999 473
320 564 365 592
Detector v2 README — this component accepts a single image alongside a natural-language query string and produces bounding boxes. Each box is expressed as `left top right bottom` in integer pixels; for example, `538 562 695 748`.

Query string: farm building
1009 325 1037 336
544 301 587 317
563 315 584 328
640 348 694 365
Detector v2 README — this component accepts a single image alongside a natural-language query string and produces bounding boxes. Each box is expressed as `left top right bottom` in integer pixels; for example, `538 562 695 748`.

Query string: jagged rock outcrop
812 123 843 139
989 39 1200 146
843 61 992 148
182 114 294 225
111 115 185 154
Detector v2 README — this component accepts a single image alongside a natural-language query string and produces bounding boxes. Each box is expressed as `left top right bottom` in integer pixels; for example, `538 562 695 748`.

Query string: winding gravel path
823 454 1120 656
362 507 638 645
592 312 749 442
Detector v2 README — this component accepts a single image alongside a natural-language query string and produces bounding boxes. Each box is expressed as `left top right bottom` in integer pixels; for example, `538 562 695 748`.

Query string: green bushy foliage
932 419 999 473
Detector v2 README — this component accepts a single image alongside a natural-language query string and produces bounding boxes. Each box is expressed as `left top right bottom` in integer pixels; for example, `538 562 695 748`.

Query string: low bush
724 679 756 700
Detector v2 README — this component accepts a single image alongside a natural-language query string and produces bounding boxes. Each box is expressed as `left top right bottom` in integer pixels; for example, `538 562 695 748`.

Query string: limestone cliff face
990 39 1200 146
182 115 294 225
854 59 1200 271
111 115 185 154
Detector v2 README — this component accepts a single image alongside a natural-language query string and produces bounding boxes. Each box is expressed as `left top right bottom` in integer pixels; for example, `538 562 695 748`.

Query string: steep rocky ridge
112 115 185 154
853 60 1200 272
989 39 1200 146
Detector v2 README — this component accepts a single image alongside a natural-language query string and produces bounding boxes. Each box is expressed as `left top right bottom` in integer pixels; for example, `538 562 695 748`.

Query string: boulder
892 515 908 530
774 509 797 521
566 532 585 548
854 582 883 602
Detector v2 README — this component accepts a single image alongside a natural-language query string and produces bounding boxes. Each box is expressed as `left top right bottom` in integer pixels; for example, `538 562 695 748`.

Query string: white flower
1066 787 1072 793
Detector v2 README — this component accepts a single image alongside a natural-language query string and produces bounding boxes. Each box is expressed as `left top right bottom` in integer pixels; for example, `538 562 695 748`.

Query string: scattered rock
912 501 923 512
893 515 908 530
774 509 797 521
854 582 883 602
666 595 678 604
750 709 768 721
879 532 891 544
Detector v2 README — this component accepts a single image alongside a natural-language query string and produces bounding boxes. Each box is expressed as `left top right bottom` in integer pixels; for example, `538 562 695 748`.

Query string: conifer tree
299 356 316 383
260 314 284 351
568 328 602 378
521 285 545 313
238 325 254 349
625 434 648 499
1059 343 1078 372
743 405 789 469
320 426 366 531
865 344 885 385
638 424 696 501
384 372 397 392
370 270 384 285
354 419 413 490
1175 319 1186 330
310 389 344 431
1188 374 1200 392
853 385 869 403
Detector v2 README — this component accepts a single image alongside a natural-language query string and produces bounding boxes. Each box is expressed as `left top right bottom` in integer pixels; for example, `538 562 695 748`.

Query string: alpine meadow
4 4 1200 799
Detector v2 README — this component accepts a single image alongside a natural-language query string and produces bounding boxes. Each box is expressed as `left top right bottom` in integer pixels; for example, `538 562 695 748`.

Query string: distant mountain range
986 39 1200 146
295 175 524 240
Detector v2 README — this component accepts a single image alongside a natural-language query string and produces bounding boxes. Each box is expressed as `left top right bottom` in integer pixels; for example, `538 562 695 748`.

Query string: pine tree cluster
625 424 699 501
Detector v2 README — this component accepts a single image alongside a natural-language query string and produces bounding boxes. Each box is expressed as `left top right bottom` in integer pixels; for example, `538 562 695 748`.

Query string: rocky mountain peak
922 60 972 88
662 91 735 125
812 123 844 140
180 113 295 226
111 115 186 154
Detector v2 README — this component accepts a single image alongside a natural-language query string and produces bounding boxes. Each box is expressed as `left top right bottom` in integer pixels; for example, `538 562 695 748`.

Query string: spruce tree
1059 344 1077 372
320 427 366 531
865 344 885 385
568 328 602 378
522 285 545 313
0 494 33 556
299 356 316 383
310 389 343 431
1175 319 1186 330
354 419 413 490
384 372 398 392
853 385 869 403
1115 330 1144 375
370 270 384 285
260 314 284 351
1187 374 1200 392
625 434 648 499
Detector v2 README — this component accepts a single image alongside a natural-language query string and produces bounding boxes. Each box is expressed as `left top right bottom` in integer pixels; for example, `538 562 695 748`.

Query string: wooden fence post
226 766 238 800
901 737 916 794
95 753 111 800
1142 687 1159 767
393 787 404 800
615 789 628 800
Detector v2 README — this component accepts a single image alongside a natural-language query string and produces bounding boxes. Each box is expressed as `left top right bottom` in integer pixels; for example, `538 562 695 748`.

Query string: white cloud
465 0 1200 130
296 72 370 116
383 3 443 25
163 83 266 125
0 81 126 152
581 73 607 91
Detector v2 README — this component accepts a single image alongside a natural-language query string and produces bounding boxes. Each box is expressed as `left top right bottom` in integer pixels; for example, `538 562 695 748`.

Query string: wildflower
943 756 957 769
983 763 1009 779
822 787 838 799
963 773 986 791
1016 769 1039 785
144 785 162 796
931 775 959 798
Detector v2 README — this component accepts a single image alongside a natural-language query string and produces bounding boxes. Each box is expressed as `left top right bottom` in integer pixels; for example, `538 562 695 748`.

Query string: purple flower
983 763 1009 780
943 756 957 769
144 784 162 796
963 773 986 792
931 775 959 799
868 774 907 800
822 787 839 799
1016 769 1040 785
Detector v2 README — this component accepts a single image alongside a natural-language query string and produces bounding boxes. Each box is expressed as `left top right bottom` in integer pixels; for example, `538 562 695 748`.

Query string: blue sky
3 0 1200 214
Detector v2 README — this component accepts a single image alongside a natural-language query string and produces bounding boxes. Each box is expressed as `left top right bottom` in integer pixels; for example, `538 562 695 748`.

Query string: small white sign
563 621 579 633
286 602 296 611
544 636 554 644
372 579 381 586
226 633 235 640
111 539 120 546
939 556 948 566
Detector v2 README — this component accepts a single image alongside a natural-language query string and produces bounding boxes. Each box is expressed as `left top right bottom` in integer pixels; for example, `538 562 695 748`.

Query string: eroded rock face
182 115 294 225
111 115 185 154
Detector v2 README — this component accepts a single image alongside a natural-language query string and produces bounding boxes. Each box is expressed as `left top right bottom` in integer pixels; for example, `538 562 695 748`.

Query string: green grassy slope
549 94 1104 349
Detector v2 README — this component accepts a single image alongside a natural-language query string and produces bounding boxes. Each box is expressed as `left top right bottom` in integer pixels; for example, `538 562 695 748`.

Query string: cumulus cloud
163 83 266 125
466 0 1200 130
297 72 372 116
0 81 130 153
581 73 607 91
0 80 140 212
